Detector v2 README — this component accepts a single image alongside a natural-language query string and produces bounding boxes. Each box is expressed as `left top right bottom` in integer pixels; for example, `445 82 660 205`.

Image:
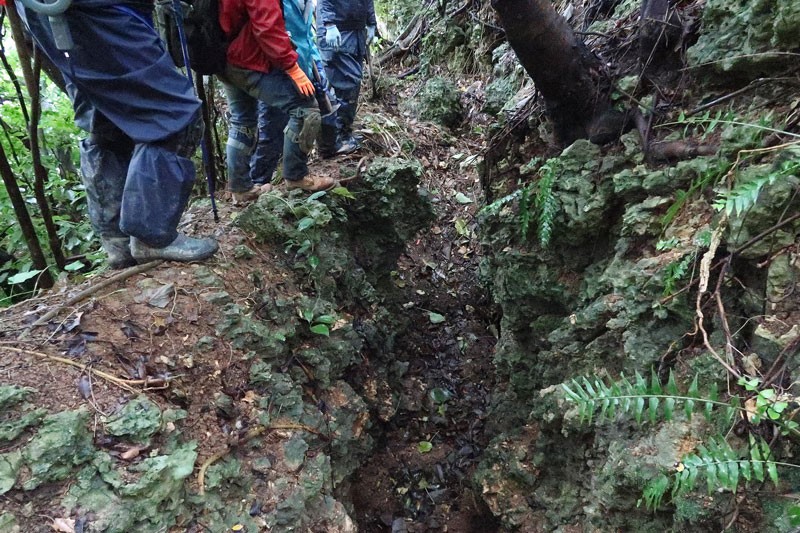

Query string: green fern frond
534 161 558 247
562 371 742 425
713 160 800 217
672 435 786 498
640 474 670 510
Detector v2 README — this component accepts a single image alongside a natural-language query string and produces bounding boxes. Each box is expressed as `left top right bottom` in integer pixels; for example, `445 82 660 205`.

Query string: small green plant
713 159 800 217
662 254 694 296
564 371 800 510
299 308 336 337
518 159 560 247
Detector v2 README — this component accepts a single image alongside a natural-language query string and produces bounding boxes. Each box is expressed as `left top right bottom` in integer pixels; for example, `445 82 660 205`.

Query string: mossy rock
419 77 464 128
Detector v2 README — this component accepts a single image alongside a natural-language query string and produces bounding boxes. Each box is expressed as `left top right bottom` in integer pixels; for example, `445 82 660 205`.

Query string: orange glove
286 64 315 98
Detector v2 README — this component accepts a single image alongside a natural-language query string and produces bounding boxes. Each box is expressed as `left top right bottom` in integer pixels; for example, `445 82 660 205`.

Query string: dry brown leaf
51 518 75 533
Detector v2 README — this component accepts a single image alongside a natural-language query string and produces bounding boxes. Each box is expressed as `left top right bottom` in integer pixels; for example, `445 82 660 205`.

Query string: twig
1 345 175 393
661 212 800 304
695 218 741 379
25 261 163 333
197 422 325 495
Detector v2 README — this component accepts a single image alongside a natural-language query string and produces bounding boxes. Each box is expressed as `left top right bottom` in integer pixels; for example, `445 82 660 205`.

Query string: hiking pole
171 0 220 223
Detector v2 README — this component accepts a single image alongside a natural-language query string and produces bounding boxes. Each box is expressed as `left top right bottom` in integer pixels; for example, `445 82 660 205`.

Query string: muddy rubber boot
102 236 137 269
130 235 219 263
285 175 337 192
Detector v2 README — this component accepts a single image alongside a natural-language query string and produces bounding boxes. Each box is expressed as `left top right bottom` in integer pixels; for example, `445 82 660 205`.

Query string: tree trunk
6 4 66 270
492 0 611 144
0 141 54 289
0 14 30 126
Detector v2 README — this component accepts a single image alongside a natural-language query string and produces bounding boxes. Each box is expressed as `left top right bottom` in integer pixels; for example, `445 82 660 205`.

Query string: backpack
156 0 229 76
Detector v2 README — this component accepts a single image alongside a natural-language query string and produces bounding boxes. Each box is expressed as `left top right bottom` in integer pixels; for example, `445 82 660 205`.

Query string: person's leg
223 66 327 188
314 59 340 158
250 101 289 185
221 78 259 194
320 30 366 150
17 4 217 261
78 113 135 268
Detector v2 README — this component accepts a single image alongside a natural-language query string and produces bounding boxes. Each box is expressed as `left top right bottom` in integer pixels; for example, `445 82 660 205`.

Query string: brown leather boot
231 183 273 205
285 175 337 192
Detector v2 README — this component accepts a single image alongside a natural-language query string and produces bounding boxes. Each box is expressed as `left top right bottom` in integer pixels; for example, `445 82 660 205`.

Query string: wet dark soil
345 100 501 532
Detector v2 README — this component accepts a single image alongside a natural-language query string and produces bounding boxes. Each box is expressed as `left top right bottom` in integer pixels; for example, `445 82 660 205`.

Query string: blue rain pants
16 2 203 248
318 27 367 136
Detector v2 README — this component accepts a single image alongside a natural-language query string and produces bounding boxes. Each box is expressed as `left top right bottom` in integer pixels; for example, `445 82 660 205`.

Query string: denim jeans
221 65 316 191
17 2 203 248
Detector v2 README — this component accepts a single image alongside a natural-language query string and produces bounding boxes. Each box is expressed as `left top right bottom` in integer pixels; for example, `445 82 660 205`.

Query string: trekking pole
171 0 220 223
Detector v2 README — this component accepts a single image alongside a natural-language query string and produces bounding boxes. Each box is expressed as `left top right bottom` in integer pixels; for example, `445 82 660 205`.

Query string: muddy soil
343 101 500 531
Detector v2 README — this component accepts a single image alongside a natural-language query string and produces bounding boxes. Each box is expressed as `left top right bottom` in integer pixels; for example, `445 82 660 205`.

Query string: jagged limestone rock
0 385 35 410
419 77 464 128
688 0 800 78
0 451 21 495
23 408 94 490
0 408 47 443
0 512 19 533
104 396 162 444
62 442 198 533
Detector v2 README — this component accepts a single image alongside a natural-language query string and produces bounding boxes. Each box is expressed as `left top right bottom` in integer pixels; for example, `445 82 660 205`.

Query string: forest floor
0 92 500 532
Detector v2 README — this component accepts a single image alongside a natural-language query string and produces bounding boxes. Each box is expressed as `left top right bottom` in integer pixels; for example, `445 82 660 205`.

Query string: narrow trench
344 113 502 531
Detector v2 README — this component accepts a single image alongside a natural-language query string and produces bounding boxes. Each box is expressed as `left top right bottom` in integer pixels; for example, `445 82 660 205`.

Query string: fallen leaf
77 375 92 400
454 192 473 204
428 312 446 325
51 518 75 533
120 445 146 461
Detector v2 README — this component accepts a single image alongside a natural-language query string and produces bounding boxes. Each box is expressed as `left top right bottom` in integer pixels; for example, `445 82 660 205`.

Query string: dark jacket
316 0 376 32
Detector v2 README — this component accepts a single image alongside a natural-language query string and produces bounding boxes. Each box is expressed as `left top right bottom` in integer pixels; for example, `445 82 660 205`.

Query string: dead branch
661 212 800 305
25 261 164 332
1 345 175 393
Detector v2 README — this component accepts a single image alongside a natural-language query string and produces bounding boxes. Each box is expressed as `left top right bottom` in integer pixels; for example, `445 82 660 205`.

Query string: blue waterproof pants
249 101 289 185
16 3 203 248
319 29 367 136
221 65 316 191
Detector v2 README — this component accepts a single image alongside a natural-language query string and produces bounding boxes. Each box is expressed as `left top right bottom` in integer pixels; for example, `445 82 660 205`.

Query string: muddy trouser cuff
80 135 131 241
227 123 258 193
336 88 360 136
120 113 204 248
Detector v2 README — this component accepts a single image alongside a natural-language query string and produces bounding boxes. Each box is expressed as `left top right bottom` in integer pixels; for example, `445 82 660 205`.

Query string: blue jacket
282 0 321 78
317 0 376 32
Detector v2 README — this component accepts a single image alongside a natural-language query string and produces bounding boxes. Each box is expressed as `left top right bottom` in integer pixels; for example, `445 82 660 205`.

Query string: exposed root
2 345 175 393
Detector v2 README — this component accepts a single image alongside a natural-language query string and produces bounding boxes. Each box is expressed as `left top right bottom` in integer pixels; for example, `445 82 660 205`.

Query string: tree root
197 422 326 495
2 345 174 393
24 260 164 334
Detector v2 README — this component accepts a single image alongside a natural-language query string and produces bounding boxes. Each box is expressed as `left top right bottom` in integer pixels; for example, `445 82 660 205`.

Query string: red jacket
219 0 298 74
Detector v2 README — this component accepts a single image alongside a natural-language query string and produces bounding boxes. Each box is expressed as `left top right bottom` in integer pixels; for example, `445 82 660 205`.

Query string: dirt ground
0 89 500 531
